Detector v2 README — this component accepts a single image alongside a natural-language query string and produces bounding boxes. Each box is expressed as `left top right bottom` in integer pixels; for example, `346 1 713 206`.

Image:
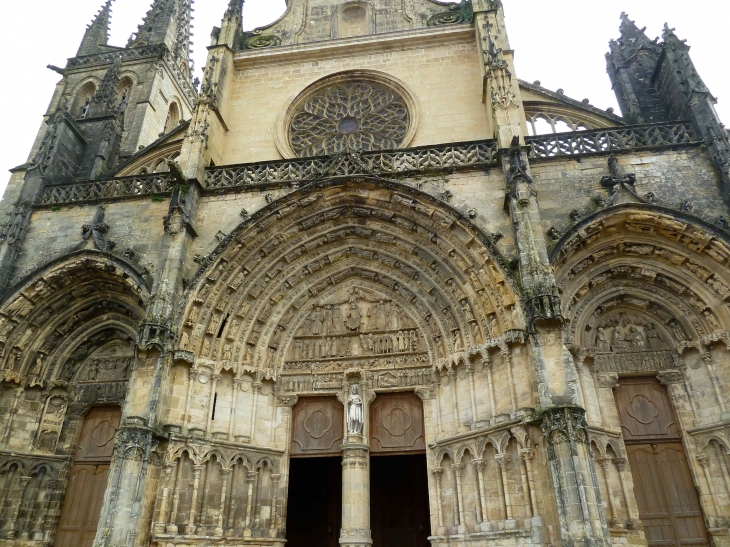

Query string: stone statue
595 328 610 352
347 385 364 436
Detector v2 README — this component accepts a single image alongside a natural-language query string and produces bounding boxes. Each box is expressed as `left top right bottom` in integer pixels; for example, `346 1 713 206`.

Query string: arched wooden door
54 406 120 547
615 377 709 547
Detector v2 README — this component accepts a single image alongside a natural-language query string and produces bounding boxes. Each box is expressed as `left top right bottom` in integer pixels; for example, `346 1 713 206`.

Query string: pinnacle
78 0 115 56
224 0 244 19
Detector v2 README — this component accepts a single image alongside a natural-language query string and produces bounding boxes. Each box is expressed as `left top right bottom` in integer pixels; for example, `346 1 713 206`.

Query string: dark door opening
371 454 430 547
286 457 342 547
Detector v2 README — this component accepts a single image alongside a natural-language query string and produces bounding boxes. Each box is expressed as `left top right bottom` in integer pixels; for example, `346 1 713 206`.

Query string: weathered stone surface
1 2 729 547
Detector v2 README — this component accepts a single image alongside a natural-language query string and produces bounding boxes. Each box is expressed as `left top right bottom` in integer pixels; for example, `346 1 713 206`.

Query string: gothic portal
1 1 730 547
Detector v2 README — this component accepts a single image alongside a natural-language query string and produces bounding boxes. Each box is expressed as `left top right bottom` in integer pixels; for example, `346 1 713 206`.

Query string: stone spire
77 0 114 57
606 13 665 124
128 0 193 76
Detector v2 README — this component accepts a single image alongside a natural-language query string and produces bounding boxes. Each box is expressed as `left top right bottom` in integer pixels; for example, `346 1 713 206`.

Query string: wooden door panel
291 397 344 457
615 377 679 443
55 406 120 547
370 392 425 454
74 407 121 461
55 464 110 547
617 377 709 547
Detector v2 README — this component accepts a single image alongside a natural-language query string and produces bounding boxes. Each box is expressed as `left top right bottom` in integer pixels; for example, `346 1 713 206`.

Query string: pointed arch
178 179 520 383
0 251 148 386
552 205 730 351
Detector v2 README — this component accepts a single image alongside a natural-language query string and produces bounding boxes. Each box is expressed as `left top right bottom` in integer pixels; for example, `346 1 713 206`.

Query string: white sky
0 0 728 195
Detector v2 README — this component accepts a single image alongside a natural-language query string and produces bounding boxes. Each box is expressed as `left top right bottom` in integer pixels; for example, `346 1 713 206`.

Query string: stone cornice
233 24 475 70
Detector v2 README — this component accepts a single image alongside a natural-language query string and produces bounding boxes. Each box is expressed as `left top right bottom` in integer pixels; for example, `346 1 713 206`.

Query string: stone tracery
289 81 410 157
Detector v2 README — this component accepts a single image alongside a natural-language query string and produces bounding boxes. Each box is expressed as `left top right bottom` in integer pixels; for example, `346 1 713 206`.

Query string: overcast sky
1 0 728 194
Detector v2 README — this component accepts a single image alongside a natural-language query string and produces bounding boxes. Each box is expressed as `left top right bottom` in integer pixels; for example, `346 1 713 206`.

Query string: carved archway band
180 179 521 383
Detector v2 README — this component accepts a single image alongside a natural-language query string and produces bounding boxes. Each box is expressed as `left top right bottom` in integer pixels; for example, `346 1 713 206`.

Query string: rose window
289 81 410 157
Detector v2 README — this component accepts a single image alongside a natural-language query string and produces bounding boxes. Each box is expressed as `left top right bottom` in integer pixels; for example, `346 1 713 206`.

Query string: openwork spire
77 0 114 56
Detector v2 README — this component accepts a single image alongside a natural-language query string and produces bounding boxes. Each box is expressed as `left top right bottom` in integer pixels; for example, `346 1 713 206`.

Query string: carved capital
276 395 299 407
657 370 684 385
696 454 710 468
495 453 511 469
220 469 232 478
612 457 627 472
452 463 465 477
474 458 487 471
246 471 256 483
431 467 444 478
597 373 619 389
541 406 589 445
519 448 535 462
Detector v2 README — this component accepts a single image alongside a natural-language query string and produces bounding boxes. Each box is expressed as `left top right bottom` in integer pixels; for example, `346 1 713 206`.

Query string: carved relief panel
291 397 344 457
284 287 428 376
370 392 425 454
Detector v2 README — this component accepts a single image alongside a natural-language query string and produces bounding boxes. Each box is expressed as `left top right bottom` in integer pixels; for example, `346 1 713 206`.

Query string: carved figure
644 324 664 350
223 344 232 361
230 271 245 290
311 307 324 335
668 320 686 342
595 328 610 352
332 306 344 334
346 303 361 331
347 385 364 436
180 331 190 351
629 326 645 350
612 329 629 351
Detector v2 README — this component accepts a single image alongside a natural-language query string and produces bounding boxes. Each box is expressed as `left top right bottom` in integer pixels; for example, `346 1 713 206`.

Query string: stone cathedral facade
1 0 730 546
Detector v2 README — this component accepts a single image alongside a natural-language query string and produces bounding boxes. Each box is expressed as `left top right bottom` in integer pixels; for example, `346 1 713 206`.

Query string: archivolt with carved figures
177 179 522 388
0 252 147 542
552 205 730 359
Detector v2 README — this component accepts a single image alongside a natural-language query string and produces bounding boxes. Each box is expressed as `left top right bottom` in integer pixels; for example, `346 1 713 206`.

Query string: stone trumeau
2 3 730 547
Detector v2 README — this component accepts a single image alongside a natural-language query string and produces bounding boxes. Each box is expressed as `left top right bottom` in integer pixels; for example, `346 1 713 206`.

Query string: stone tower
1 2 729 547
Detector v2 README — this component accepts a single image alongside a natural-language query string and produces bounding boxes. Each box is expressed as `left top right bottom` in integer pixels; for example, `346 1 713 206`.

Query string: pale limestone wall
13 199 168 284
532 148 729 236
221 30 489 164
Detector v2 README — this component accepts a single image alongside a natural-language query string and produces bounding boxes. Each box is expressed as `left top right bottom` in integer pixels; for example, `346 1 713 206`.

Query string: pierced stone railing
526 121 697 159
34 122 699 205
205 141 500 189
39 174 177 206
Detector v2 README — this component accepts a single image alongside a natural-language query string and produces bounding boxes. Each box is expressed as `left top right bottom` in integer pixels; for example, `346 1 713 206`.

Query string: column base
184 524 197 535
479 521 492 532
457 524 468 534
504 518 517 530
165 524 178 534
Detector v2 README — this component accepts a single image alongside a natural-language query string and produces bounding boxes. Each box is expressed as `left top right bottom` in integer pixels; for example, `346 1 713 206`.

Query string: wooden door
290 397 344 457
370 392 425 454
615 378 708 547
55 407 121 547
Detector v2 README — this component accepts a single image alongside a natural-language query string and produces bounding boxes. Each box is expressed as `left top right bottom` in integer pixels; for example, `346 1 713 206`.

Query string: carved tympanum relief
180 182 518 389
289 81 410 157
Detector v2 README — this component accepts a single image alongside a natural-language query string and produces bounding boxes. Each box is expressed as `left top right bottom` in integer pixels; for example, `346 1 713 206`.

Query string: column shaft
340 444 372 546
